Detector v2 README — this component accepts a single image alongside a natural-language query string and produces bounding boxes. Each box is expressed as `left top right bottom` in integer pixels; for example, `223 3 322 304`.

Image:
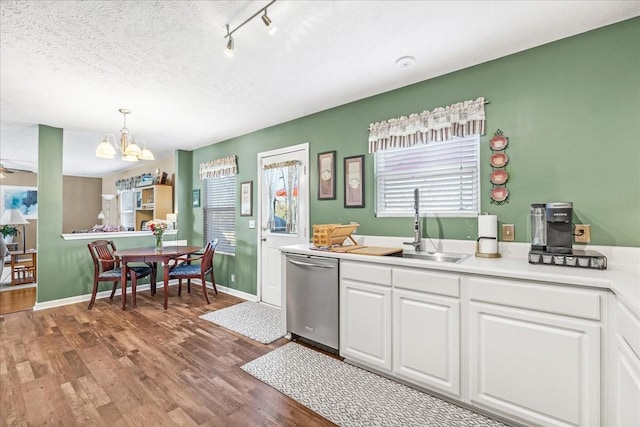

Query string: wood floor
0 286 36 315
0 287 336 426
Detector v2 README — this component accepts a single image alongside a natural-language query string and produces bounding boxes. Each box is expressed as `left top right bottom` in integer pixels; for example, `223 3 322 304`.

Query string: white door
257 143 309 307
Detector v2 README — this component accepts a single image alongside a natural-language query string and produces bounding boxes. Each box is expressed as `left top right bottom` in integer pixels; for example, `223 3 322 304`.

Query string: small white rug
199 301 283 344
242 342 506 427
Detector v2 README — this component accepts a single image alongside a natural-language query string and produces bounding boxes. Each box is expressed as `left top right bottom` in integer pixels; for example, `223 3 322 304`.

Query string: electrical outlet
230 273 236 283
502 224 515 241
574 224 591 243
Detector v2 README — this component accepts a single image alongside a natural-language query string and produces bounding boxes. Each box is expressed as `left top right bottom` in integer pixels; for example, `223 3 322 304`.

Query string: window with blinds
204 175 236 255
119 190 135 231
375 135 480 217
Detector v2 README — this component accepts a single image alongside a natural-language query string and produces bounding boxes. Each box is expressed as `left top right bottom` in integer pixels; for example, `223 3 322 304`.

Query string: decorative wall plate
490 152 509 168
490 186 509 202
489 135 508 151
490 169 509 185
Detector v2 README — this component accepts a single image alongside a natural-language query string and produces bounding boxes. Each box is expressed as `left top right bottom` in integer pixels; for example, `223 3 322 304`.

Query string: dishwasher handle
287 258 336 268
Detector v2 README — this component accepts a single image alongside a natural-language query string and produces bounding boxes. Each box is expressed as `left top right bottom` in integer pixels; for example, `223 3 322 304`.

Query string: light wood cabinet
134 185 172 230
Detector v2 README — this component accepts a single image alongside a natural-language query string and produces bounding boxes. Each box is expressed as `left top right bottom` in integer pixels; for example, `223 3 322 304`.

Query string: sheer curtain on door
263 160 300 234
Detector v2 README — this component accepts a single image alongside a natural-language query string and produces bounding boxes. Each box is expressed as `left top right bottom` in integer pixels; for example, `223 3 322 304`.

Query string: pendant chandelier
95 108 154 162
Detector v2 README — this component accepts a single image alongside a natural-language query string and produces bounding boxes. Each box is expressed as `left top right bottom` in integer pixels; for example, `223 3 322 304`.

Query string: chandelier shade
95 109 154 162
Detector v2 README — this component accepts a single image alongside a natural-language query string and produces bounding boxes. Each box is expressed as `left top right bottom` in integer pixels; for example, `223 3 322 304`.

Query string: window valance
368 97 486 153
199 156 238 180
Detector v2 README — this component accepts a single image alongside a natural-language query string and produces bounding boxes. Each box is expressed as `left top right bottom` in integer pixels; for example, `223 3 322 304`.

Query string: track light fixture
224 0 277 56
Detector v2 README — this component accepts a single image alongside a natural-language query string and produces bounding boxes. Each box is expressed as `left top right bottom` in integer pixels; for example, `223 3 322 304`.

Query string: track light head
225 36 234 57
224 24 234 57
262 10 277 35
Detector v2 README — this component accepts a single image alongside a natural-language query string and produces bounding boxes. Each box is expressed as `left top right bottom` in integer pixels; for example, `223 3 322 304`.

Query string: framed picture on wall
192 189 201 207
317 150 336 200
0 185 38 219
344 155 365 208
240 181 253 216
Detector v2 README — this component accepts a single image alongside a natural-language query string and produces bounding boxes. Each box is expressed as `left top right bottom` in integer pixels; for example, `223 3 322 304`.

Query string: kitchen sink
401 251 471 263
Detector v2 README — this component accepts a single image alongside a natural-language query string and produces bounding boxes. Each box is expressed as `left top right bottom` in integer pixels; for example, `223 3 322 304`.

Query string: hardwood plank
0 289 335 426
60 380 105 427
21 373 76 425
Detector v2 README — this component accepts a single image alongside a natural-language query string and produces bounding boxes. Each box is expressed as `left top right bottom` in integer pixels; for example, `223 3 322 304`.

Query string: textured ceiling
1 0 638 177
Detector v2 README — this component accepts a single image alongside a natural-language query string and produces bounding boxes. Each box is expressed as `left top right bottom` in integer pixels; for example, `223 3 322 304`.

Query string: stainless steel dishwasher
286 253 339 352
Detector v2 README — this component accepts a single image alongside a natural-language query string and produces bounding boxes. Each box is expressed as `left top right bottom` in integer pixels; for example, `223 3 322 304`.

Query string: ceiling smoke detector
395 56 416 70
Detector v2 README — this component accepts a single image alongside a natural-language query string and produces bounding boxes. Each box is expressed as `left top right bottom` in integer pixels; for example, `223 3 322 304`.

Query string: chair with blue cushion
87 239 153 310
169 239 219 304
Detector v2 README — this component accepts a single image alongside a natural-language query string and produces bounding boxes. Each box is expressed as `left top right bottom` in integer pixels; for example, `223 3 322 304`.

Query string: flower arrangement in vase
147 221 168 252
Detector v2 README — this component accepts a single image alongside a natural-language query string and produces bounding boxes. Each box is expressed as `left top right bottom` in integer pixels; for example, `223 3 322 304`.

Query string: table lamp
0 209 29 253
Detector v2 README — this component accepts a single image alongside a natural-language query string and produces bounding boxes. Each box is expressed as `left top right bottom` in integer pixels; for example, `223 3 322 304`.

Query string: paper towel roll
478 215 498 254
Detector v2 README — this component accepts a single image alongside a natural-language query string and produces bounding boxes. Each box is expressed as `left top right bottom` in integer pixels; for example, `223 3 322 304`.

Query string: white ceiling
1 0 638 177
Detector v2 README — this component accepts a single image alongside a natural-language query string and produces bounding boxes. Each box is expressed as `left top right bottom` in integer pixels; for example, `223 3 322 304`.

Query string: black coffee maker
529 202 607 269
545 202 573 254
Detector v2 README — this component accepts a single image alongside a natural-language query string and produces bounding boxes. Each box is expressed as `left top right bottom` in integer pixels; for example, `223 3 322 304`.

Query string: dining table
113 245 202 309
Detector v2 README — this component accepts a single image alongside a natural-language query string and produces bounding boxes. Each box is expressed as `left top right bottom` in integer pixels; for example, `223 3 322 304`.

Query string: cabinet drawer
341 261 391 287
617 301 640 358
393 268 459 297
467 276 602 320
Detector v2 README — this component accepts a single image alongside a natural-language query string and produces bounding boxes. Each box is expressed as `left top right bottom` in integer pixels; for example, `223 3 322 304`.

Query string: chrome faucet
404 188 422 252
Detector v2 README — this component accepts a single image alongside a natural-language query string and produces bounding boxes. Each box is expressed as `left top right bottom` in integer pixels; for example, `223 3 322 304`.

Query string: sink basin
401 251 471 263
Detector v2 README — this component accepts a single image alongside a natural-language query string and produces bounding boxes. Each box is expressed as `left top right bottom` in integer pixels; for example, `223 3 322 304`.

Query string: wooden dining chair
87 239 153 310
169 239 219 304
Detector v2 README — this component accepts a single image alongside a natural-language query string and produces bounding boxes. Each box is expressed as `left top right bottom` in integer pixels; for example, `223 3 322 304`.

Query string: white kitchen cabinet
393 288 460 397
340 261 392 372
467 276 603 427
608 299 640 427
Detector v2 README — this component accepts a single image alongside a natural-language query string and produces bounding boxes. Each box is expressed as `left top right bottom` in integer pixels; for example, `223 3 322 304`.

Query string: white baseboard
214 284 258 302
34 280 257 311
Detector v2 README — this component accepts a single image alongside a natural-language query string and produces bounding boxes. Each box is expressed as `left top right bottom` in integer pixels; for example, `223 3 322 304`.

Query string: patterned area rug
199 301 283 344
242 342 506 427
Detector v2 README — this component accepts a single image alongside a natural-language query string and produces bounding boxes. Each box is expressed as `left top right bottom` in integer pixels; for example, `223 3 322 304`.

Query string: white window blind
119 190 135 231
204 176 236 255
375 135 480 217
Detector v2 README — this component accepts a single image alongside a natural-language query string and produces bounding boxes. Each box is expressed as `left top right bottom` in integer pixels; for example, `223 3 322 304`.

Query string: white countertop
280 236 640 317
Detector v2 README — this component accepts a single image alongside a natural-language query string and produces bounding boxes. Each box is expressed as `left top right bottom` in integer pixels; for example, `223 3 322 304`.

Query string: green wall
36 18 639 303
187 18 639 295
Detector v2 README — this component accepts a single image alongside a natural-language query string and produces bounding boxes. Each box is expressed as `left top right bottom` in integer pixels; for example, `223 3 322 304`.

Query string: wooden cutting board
330 245 367 253
346 246 403 256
